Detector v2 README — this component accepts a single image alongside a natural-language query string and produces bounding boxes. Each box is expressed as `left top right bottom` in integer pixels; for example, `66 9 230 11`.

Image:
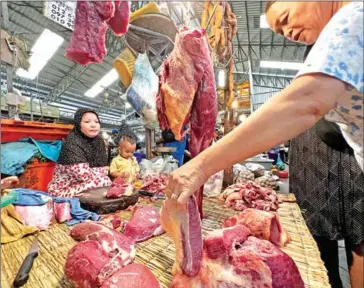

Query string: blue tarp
1 137 62 175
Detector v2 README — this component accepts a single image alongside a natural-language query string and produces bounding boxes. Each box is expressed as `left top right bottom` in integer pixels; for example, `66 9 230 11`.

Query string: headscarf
58 108 108 167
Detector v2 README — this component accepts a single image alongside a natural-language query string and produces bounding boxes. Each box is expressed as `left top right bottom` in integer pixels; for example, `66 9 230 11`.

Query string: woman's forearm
196 74 346 177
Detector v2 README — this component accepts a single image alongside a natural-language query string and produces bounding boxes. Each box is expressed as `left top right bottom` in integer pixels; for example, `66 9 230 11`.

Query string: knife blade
139 190 166 199
13 236 39 287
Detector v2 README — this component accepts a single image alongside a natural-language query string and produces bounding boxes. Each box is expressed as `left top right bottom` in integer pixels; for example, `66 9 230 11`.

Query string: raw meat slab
222 209 290 247
100 263 160 288
124 205 164 243
160 196 203 277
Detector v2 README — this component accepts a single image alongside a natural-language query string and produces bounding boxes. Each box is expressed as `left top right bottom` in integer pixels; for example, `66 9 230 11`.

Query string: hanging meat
65 1 130 65
157 28 218 217
107 1 130 36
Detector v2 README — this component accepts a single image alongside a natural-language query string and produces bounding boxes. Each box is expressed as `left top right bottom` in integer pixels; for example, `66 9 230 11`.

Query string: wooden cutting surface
1 195 330 288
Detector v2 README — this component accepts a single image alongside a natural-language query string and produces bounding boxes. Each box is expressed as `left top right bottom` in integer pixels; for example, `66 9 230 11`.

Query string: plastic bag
245 163 265 177
151 157 166 175
139 159 156 178
233 164 255 183
162 156 178 175
255 172 279 189
140 156 178 178
203 170 224 197
126 53 159 128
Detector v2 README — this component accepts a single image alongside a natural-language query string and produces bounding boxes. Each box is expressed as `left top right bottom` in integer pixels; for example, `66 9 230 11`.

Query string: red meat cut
100 263 160 288
157 28 217 219
99 214 124 230
69 222 136 284
66 1 109 65
105 178 133 198
204 225 251 259
233 237 304 288
65 1 130 65
160 196 203 277
171 251 273 288
65 240 112 288
170 235 303 288
107 1 130 36
222 209 290 247
53 202 72 223
123 205 165 243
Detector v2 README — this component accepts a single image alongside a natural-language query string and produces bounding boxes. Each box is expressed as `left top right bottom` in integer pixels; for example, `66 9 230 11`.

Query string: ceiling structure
1 1 305 131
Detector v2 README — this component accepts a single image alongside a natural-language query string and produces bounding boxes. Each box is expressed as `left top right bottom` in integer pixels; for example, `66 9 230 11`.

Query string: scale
153 146 176 158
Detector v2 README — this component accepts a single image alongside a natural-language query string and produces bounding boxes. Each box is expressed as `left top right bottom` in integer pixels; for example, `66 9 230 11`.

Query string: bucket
17 159 56 192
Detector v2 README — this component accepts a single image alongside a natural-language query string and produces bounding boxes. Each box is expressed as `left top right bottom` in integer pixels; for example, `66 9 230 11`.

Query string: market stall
1 196 330 288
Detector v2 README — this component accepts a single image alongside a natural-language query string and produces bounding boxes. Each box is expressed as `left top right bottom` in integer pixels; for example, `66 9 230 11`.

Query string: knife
139 190 166 199
13 236 39 287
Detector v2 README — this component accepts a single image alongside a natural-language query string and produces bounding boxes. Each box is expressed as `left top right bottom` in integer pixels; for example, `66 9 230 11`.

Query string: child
110 136 140 183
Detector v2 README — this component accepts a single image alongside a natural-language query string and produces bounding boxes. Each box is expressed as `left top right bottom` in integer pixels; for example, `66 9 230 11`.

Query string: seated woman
48 108 112 198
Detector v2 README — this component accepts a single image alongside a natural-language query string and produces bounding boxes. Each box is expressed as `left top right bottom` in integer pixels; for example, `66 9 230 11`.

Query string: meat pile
157 28 217 218
65 222 160 288
218 181 281 212
105 178 133 199
141 174 168 195
124 205 165 243
161 203 304 288
65 1 130 65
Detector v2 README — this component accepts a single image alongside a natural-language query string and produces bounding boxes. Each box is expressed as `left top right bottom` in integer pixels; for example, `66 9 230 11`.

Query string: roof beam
44 31 125 104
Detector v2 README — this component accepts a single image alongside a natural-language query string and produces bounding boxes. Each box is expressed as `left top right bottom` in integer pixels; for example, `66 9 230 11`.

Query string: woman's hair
265 1 276 13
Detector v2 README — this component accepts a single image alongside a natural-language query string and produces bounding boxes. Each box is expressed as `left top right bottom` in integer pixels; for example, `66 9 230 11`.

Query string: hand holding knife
13 236 39 287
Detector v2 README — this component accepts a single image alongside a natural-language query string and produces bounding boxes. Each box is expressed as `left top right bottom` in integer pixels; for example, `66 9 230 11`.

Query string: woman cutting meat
48 108 111 197
166 2 363 287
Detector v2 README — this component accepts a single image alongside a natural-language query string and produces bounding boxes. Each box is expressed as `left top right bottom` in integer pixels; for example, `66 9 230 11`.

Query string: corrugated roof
2 1 305 125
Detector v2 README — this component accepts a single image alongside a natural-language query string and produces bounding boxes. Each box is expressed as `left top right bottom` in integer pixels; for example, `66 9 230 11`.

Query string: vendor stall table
1 195 330 288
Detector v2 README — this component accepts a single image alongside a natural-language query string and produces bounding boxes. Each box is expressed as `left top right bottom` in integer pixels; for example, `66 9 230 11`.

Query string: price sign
43 1 76 31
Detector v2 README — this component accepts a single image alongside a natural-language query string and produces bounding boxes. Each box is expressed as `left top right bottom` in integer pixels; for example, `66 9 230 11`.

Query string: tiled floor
339 240 351 288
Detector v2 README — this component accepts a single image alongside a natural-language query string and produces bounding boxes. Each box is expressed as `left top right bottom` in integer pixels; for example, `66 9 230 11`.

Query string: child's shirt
109 155 140 183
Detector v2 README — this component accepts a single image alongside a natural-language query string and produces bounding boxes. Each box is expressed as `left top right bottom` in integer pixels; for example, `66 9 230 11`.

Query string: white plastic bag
140 156 178 178
162 156 178 175
233 164 255 183
255 172 279 189
126 53 159 128
245 163 265 177
203 170 224 197
151 157 166 175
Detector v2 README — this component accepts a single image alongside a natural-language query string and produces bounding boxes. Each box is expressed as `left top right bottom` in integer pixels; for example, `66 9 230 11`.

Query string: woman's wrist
193 151 213 182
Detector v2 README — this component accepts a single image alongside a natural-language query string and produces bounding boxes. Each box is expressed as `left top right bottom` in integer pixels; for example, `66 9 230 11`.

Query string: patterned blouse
48 163 111 198
296 2 364 171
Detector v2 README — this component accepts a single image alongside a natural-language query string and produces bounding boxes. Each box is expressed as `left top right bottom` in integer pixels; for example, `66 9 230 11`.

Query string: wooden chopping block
79 187 139 215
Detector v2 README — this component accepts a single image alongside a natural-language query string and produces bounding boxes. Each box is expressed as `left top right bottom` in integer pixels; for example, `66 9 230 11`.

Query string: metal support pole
30 93 34 121
248 60 255 113
2 1 19 119
145 128 153 160
6 64 18 119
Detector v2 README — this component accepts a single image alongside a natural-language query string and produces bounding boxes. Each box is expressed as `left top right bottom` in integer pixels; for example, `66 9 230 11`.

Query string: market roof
1 1 305 128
